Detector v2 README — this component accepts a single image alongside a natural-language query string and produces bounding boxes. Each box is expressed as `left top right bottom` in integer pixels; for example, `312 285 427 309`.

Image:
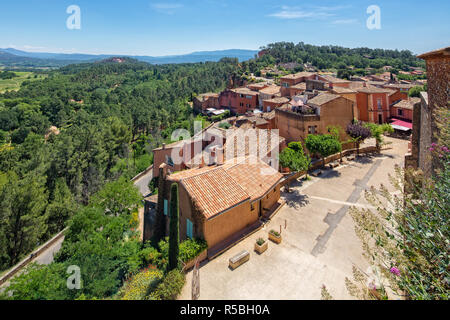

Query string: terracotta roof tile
308 93 341 106
168 156 283 219
181 168 250 219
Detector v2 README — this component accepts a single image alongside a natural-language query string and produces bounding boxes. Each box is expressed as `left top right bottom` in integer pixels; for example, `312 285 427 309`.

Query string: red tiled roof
180 168 250 219
259 85 281 95
168 157 283 219
226 160 282 200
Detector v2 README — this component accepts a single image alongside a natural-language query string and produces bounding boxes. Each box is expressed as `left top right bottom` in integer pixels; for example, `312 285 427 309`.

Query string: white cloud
268 5 350 20
332 19 358 25
151 2 183 14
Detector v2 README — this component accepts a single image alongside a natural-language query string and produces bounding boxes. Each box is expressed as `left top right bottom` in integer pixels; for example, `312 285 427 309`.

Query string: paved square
179 137 408 300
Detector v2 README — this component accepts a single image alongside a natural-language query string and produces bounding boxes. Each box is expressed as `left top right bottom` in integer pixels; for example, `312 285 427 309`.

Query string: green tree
364 123 394 150
408 86 425 98
1 263 72 300
305 134 342 168
168 183 180 271
154 167 167 246
44 178 76 236
89 176 142 216
279 142 310 191
0 173 48 268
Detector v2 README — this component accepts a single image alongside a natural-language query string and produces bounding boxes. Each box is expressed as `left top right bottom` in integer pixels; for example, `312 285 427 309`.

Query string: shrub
219 122 231 129
179 238 208 263
270 230 280 237
256 238 266 246
149 269 186 300
121 268 163 300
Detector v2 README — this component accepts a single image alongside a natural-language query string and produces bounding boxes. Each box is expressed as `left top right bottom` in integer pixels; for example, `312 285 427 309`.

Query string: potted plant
254 237 268 254
269 230 282 244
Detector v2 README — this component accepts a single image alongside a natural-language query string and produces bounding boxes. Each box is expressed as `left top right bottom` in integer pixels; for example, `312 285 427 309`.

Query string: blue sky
1 0 449 56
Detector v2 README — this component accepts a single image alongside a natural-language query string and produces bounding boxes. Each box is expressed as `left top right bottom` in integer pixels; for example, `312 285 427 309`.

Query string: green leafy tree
89 176 142 216
44 178 76 236
408 86 424 98
1 263 73 300
0 173 48 268
364 123 394 150
305 134 342 167
168 183 180 271
279 142 310 191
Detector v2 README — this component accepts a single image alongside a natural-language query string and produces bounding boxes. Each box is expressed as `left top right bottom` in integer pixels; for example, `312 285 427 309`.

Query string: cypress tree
168 183 180 271
153 168 166 246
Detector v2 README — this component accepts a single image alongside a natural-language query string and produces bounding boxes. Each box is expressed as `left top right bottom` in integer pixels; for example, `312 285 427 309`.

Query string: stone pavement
179 137 408 300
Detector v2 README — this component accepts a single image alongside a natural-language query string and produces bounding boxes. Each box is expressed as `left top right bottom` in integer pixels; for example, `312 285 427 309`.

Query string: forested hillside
241 42 425 77
0 57 241 271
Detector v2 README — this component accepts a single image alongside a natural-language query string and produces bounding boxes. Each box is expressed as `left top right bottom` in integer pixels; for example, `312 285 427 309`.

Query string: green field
0 71 47 93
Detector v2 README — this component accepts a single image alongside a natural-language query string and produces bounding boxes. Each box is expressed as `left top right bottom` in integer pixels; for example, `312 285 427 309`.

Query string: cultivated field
0 71 47 93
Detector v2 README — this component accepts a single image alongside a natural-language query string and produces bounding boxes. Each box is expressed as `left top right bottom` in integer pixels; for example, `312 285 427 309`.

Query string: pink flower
390 267 400 276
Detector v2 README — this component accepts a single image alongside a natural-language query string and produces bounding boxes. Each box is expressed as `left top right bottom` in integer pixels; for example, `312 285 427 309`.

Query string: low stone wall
280 145 378 187
182 249 208 272
131 165 153 182
0 228 67 286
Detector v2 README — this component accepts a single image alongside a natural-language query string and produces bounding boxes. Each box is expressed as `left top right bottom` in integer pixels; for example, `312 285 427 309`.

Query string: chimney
162 143 166 150
209 148 216 165
216 147 224 165
199 155 205 168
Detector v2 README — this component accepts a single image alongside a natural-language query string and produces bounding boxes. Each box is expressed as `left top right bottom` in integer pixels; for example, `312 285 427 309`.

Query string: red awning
390 118 412 131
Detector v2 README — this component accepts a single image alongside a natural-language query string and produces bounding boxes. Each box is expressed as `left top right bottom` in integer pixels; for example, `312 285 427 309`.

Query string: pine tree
168 183 180 271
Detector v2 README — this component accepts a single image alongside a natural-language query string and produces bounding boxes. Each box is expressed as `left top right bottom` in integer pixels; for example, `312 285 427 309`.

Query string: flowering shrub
149 269 185 300
348 157 449 300
121 268 163 300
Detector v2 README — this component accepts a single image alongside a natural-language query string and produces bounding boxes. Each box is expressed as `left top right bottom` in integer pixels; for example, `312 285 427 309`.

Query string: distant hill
0 48 258 68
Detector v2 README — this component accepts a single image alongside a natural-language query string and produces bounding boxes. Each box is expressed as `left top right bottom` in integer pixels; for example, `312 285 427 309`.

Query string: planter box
254 241 268 254
269 232 282 244
183 249 208 271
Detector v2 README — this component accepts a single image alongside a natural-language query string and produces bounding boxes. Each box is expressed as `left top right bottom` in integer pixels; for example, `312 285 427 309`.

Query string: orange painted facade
356 91 390 124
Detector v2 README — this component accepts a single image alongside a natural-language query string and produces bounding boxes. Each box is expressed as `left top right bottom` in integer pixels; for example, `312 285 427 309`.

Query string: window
282 82 289 88
165 155 174 167
246 95 252 100
308 126 317 134
251 202 255 211
398 109 403 116
163 199 168 216
377 99 382 110
186 219 193 239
